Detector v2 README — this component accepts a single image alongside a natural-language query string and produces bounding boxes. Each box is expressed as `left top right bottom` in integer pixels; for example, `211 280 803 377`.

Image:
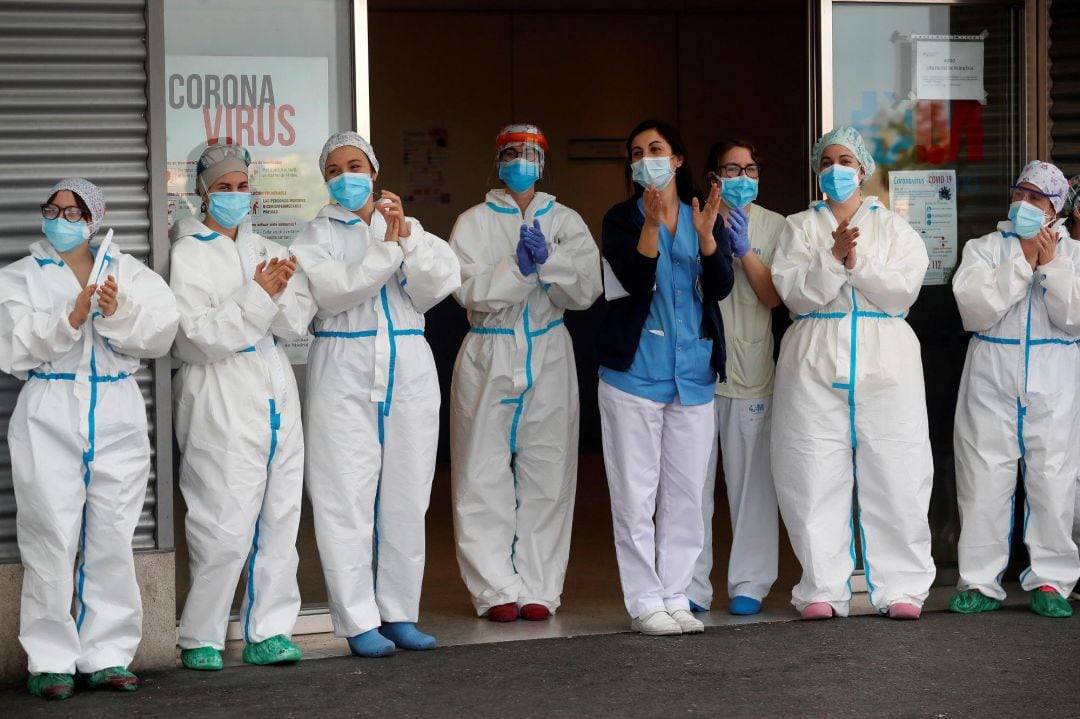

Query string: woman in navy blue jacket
597 120 734 636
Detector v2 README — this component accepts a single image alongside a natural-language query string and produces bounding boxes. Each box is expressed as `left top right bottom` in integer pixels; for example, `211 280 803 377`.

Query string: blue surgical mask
207 192 252 228
819 164 861 202
720 175 759 209
631 156 675 191
1008 200 1050 240
327 172 373 211
41 217 89 253
499 158 541 193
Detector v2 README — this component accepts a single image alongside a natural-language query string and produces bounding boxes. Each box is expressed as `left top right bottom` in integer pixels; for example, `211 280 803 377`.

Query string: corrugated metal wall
0 0 157 560
1050 0 1080 175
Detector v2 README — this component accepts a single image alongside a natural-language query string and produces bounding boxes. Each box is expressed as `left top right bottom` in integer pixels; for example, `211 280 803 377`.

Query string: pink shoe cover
800 602 834 620
888 602 921 620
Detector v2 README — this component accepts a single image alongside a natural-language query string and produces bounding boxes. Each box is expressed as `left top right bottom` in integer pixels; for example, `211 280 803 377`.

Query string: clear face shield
494 128 549 192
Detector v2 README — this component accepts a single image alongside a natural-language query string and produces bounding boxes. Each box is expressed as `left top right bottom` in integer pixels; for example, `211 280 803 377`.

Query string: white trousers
598 380 715 619
178 398 304 650
772 352 936 616
689 396 779 608
306 343 440 637
451 330 579 615
12 378 149 674
954 366 1080 600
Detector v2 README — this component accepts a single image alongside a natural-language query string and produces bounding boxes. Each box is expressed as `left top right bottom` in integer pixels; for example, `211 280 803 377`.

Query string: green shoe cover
243 634 302 665
181 646 224 671
1030 588 1073 618
27 673 74 701
87 666 139 691
947 589 1002 614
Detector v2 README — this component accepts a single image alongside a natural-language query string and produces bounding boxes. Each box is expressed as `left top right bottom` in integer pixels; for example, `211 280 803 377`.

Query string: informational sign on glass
402 129 450 204
914 37 987 104
889 170 958 286
165 55 331 362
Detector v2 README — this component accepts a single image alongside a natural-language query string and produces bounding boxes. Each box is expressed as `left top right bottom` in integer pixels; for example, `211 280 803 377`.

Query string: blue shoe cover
688 600 709 613
347 628 395 657
379 622 436 651
729 595 762 615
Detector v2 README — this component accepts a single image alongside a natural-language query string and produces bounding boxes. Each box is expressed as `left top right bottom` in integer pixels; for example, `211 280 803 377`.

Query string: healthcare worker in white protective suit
949 161 1080 619
771 126 935 621
0 179 178 700
1065 175 1080 603
688 139 785 617
292 132 460 657
172 143 317 671
450 124 602 622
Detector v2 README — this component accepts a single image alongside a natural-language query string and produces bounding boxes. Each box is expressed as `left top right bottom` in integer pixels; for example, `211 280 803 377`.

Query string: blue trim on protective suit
35 257 65 267
192 232 221 242
469 327 516 335
75 349 103 632
535 200 555 217
485 202 519 215
798 290 895 607
847 290 876 606
330 217 363 226
243 399 281 644
975 335 1076 346
476 309 566 569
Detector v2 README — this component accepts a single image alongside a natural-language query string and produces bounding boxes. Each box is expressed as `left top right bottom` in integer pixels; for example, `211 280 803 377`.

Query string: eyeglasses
1009 186 1057 205
716 163 760 179
498 145 544 163
41 204 87 222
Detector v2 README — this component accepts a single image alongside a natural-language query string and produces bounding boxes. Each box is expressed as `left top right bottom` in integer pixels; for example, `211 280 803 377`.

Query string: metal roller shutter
1050 1 1080 175
0 0 158 560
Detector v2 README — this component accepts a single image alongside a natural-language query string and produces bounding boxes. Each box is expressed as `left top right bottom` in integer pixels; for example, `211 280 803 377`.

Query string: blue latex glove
516 236 536 276
725 206 751 257
521 220 549 265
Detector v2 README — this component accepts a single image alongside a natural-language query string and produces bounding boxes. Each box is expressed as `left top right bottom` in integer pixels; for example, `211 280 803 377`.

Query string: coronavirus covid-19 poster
164 54 330 364
164 55 330 245
165 55 331 363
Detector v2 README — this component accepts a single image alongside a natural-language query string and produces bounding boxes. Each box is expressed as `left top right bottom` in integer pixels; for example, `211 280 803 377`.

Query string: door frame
810 0 1051 182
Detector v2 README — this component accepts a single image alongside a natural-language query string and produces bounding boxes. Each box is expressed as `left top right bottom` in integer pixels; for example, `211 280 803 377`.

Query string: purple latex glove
516 236 536 276
725 206 751 257
521 219 549 265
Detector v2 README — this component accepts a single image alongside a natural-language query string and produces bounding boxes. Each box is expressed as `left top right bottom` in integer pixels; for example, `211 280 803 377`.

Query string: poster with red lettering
164 55 330 246
165 55 330 363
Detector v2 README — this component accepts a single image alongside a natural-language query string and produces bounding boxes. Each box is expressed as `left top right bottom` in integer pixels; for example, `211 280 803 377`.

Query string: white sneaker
631 610 682 636
669 609 705 634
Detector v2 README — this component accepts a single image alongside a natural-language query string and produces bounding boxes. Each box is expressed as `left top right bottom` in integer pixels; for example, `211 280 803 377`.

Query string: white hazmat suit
291 204 460 637
0 240 178 674
952 221 1080 600
770 198 936 615
450 189 601 614
171 216 316 650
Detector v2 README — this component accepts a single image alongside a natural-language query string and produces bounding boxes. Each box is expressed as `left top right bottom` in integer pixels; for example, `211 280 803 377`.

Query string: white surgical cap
811 126 876 179
319 131 379 175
